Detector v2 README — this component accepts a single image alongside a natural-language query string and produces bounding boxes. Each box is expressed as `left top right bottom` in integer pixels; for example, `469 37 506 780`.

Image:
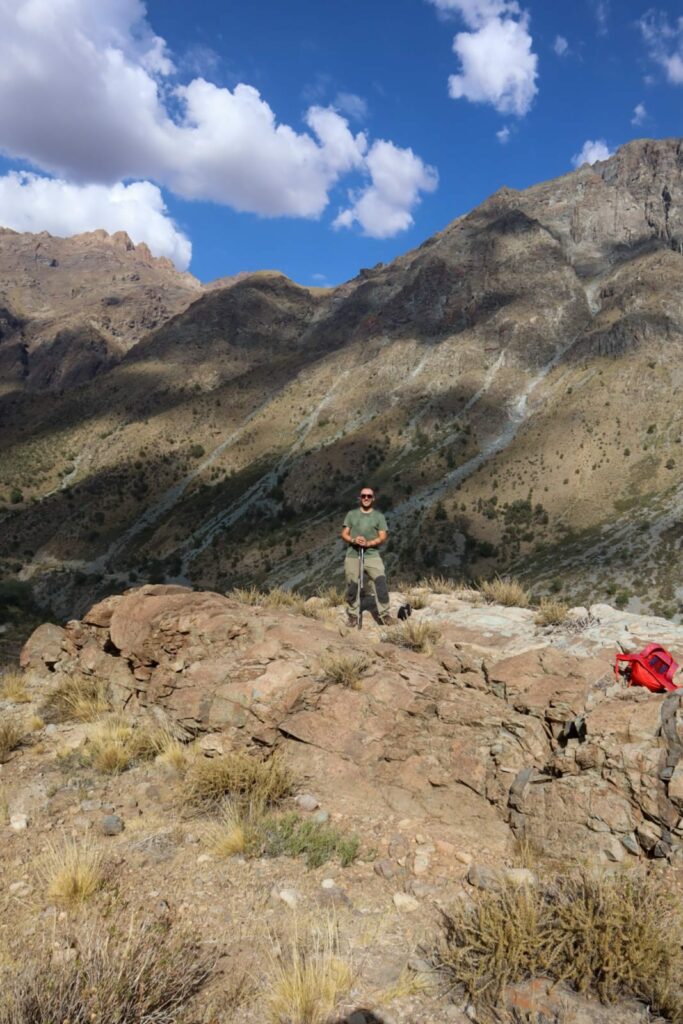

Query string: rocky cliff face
1 139 682 618
0 227 200 393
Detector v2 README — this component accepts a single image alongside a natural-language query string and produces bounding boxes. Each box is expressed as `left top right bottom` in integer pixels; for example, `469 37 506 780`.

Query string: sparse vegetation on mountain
42 835 104 904
0 916 214 1024
182 751 294 811
317 651 371 689
385 619 441 654
479 576 530 608
436 871 683 1019
0 718 23 762
42 675 110 723
265 918 353 1024
535 597 570 626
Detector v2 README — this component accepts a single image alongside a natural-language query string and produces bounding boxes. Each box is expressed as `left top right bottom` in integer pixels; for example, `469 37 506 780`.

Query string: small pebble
393 892 419 912
278 889 300 909
321 878 337 889
9 814 28 831
374 858 396 880
8 881 31 897
100 814 124 836
312 810 329 824
407 956 432 973
294 793 319 812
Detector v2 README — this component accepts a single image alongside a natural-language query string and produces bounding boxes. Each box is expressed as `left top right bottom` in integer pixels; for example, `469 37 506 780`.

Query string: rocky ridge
20 583 683 866
0 227 200 393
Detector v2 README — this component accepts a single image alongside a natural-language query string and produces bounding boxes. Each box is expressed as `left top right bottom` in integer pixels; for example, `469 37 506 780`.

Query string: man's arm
341 525 355 545
364 529 387 549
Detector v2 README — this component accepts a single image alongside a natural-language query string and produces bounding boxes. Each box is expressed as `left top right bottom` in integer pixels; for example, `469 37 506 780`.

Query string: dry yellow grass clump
203 799 255 858
183 750 294 811
385 619 441 655
315 585 345 608
42 674 110 722
436 870 683 1018
0 670 30 703
420 574 460 594
266 918 353 1024
42 835 104 904
535 597 570 626
317 651 371 689
80 715 183 775
230 585 263 605
478 576 530 608
0 916 215 1024
0 718 23 763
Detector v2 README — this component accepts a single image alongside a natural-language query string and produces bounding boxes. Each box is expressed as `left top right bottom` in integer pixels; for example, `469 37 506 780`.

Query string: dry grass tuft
230 585 264 605
203 799 256 858
317 651 371 689
42 674 110 723
80 715 181 775
479 576 530 608
42 835 105 904
0 718 23 762
420 574 460 594
315 585 345 608
0 915 215 1024
266 917 353 1024
377 966 431 1004
157 734 196 772
183 751 294 811
0 670 30 703
535 597 570 626
261 588 308 613
436 870 683 1018
406 588 430 610
385 619 441 654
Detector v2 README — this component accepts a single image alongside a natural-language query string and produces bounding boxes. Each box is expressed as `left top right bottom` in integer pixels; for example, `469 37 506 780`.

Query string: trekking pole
357 545 365 631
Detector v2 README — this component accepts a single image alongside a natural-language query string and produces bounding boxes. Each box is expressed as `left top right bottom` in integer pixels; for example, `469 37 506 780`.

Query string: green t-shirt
343 508 388 554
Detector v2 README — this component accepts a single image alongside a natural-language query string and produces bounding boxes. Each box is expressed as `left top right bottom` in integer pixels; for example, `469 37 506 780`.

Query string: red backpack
615 643 680 693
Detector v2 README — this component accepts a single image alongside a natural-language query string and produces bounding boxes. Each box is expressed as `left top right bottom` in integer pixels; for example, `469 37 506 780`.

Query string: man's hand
354 535 367 547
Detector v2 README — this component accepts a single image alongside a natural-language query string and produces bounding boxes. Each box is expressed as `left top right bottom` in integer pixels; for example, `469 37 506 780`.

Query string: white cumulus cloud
0 0 435 247
427 0 538 116
0 172 192 268
632 102 647 126
334 141 438 239
638 11 683 84
553 35 569 56
571 139 614 168
496 126 511 143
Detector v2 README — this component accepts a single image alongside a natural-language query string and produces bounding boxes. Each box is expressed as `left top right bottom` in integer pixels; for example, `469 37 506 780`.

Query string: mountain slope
0 227 200 393
1 138 682 619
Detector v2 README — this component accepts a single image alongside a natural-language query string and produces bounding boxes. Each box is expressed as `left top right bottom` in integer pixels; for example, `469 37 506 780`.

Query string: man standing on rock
341 487 391 626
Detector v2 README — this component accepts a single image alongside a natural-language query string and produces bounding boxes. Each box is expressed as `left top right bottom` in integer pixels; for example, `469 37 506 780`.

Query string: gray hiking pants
344 550 390 617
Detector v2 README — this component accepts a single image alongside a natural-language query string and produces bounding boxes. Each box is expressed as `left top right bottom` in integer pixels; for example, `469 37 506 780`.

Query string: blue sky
0 0 682 285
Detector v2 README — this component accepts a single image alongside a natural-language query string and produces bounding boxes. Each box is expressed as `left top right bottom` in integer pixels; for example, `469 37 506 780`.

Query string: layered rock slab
21 585 683 864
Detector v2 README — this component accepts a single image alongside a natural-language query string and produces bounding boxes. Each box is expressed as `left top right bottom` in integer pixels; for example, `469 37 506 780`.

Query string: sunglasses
360 493 374 499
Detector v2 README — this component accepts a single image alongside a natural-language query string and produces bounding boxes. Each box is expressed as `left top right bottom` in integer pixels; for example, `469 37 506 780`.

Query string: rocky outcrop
22 584 683 865
0 227 201 392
